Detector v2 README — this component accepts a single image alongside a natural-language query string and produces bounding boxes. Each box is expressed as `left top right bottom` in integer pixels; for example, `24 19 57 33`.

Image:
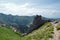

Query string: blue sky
0 0 60 18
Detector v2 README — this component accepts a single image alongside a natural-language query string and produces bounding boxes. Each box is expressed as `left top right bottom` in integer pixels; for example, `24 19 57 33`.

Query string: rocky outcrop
0 23 6 27
23 15 47 35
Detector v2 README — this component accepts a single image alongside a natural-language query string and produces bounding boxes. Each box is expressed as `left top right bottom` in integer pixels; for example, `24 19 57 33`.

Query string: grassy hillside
21 22 54 40
0 27 20 40
0 22 54 40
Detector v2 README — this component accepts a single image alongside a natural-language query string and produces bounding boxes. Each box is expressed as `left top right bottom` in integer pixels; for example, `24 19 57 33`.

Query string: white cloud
0 2 60 18
0 3 27 14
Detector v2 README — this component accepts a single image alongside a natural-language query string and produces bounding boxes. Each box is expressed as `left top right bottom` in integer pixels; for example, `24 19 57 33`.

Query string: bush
56 24 60 30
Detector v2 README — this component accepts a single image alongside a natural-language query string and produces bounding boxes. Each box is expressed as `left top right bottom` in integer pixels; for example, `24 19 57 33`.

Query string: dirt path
50 21 60 40
52 25 59 40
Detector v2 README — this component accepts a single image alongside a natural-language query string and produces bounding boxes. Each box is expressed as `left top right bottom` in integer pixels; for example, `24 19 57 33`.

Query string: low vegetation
0 22 55 40
56 24 60 30
0 27 20 40
21 22 54 40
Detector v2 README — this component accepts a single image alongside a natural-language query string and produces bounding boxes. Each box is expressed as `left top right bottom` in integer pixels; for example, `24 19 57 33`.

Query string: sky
0 0 60 18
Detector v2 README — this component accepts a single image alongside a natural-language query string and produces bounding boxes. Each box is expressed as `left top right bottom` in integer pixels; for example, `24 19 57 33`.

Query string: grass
56 24 60 30
0 27 21 40
21 22 54 40
0 22 54 40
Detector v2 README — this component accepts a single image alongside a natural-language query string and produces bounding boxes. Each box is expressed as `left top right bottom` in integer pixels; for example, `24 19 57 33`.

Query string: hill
0 13 34 26
0 13 60 40
20 21 60 40
0 13 50 33
21 22 54 40
0 21 60 40
0 26 20 40
0 13 34 33
0 22 54 40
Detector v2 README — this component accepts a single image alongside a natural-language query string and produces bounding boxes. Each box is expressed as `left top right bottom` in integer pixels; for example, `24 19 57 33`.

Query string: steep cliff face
23 15 47 35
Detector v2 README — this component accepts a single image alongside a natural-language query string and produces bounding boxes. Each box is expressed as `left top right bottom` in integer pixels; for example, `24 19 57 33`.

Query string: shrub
56 24 60 30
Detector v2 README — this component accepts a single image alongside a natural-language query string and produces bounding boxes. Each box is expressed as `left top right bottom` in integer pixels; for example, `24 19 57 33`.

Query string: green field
0 27 20 40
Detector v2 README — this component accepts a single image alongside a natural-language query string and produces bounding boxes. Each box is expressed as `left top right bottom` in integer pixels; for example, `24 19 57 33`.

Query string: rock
26 15 46 34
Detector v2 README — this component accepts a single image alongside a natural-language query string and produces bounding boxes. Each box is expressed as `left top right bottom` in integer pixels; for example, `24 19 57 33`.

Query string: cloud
0 3 29 15
0 2 60 18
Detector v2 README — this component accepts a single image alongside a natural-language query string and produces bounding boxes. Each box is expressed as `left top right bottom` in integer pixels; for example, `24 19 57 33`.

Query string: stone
26 15 46 34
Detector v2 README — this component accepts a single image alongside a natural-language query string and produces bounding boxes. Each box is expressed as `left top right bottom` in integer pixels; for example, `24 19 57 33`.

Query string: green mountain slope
21 22 54 40
0 13 34 25
0 13 34 33
0 27 20 40
0 22 55 40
